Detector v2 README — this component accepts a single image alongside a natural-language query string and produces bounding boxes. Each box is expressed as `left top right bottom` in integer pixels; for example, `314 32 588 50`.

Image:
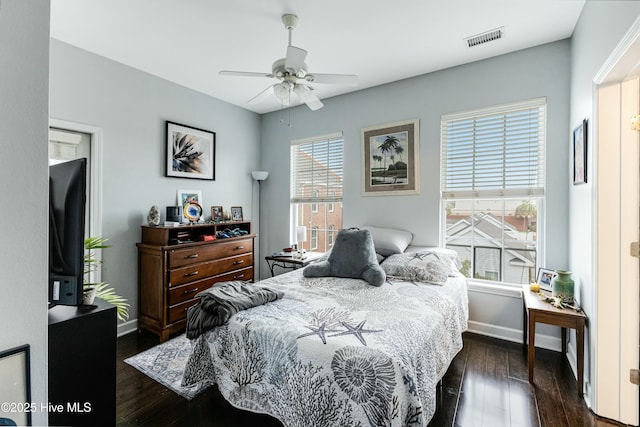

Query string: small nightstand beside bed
182 227 469 426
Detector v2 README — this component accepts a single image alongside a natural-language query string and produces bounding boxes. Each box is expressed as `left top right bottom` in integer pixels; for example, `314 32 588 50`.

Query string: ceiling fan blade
294 84 323 111
220 70 274 78
304 73 358 85
285 46 307 71
248 85 274 105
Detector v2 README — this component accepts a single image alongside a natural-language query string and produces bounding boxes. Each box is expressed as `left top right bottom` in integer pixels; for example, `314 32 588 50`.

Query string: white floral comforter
182 268 468 427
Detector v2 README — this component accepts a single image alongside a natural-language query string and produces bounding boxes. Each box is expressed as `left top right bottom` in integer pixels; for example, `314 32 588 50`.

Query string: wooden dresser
137 221 254 341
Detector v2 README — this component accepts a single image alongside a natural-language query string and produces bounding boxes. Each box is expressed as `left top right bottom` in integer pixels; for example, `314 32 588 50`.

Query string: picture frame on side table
573 119 588 185
177 189 204 223
0 344 31 426
166 121 216 180
361 118 420 196
211 206 223 222
230 206 243 221
536 267 557 292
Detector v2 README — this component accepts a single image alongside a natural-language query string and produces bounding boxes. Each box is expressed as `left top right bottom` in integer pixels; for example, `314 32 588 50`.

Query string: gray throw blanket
186 281 283 339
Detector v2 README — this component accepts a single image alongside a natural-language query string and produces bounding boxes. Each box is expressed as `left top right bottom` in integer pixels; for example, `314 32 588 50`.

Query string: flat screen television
49 158 87 307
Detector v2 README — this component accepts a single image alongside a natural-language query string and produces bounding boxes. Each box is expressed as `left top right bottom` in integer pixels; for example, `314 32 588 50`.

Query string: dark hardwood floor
116 331 626 427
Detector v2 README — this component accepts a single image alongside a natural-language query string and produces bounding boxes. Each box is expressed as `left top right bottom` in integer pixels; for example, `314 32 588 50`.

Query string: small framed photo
0 344 31 426
177 189 204 223
536 268 557 291
573 119 588 185
230 206 243 221
166 121 216 180
211 206 223 222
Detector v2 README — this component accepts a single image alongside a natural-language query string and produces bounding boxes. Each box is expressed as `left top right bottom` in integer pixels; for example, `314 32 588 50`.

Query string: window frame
440 98 546 287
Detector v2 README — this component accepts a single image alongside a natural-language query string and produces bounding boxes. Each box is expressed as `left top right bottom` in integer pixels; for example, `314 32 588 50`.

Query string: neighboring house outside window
441 98 546 286
290 133 344 253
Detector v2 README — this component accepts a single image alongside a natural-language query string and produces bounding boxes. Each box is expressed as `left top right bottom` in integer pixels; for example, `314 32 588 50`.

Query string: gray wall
49 40 262 327
569 0 640 408
0 1 50 425
259 40 571 340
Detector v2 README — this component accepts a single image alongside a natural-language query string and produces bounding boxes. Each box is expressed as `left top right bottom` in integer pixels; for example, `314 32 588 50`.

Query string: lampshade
251 171 269 181
296 226 307 243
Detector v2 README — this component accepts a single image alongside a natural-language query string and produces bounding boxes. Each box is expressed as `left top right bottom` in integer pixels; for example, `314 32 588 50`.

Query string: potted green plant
83 236 130 321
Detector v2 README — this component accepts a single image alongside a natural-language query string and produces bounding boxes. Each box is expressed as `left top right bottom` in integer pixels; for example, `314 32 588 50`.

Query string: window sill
467 279 523 299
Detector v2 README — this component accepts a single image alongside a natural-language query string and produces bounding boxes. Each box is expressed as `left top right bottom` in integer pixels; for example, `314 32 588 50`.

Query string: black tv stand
48 298 116 426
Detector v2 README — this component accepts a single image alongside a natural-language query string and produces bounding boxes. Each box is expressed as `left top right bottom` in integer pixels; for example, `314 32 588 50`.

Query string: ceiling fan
219 14 358 111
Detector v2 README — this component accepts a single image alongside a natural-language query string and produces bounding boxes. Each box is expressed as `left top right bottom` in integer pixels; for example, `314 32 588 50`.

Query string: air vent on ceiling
465 27 504 48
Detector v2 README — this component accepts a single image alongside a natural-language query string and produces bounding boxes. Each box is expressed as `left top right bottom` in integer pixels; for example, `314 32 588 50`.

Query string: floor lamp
251 170 269 280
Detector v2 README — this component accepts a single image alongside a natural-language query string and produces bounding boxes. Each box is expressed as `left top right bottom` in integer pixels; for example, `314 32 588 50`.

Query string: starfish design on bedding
411 252 429 261
328 320 383 346
297 322 339 344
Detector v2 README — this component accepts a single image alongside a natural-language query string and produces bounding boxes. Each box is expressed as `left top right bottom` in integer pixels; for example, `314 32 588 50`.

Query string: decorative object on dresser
361 118 420 196
166 121 215 180
137 221 255 341
230 206 243 221
177 189 204 223
147 205 160 226
210 205 223 222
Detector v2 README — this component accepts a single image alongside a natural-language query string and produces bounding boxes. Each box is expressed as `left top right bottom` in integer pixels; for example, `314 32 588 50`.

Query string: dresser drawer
168 298 200 323
169 277 215 306
168 267 254 306
168 238 253 268
169 253 254 286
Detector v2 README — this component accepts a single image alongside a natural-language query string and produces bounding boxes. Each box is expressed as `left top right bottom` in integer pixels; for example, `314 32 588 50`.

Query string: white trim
594 15 640 85
467 280 522 299
117 319 138 337
466 320 561 352
290 131 343 146
49 118 103 240
441 97 547 121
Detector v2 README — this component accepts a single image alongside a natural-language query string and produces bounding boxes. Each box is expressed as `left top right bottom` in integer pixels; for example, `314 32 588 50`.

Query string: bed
182 246 468 426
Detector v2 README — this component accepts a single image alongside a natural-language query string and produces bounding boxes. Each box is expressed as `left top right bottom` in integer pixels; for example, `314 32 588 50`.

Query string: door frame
49 118 104 277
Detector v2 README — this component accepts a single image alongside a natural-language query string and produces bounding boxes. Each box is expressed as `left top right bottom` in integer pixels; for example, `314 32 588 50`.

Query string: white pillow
361 225 413 256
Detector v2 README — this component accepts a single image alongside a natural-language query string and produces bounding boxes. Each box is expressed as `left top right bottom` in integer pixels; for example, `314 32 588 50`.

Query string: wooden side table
265 252 323 277
522 284 586 395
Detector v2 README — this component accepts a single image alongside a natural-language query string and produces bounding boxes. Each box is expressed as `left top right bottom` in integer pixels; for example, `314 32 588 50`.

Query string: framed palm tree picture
166 121 215 180
361 118 420 195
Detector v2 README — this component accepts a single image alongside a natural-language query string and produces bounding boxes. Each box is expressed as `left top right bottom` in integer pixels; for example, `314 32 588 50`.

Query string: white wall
260 40 571 338
0 1 50 425
569 0 640 415
49 40 262 329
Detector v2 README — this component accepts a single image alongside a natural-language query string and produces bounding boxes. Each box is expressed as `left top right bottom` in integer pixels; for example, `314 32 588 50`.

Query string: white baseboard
467 320 562 352
117 318 138 337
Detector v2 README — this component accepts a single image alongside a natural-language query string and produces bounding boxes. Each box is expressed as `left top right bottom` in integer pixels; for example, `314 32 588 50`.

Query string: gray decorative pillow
361 225 413 256
303 228 386 286
380 249 461 285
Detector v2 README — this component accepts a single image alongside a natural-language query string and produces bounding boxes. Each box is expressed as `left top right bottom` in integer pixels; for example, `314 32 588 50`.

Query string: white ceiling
50 0 585 114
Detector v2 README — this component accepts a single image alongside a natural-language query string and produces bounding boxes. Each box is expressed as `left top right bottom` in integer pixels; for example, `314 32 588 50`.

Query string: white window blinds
441 98 546 199
291 132 344 203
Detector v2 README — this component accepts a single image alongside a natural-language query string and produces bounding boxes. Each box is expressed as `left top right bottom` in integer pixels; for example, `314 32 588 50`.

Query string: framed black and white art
166 121 216 180
0 344 31 426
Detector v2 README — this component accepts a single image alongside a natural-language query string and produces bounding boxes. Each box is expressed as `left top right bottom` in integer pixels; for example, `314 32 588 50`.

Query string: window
311 227 319 250
441 98 545 286
291 132 344 253
328 225 335 246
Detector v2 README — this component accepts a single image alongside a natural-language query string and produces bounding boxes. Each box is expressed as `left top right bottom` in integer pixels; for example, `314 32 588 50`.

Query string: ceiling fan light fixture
273 82 292 99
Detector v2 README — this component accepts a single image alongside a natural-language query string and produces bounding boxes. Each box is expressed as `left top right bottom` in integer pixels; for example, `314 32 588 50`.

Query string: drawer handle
233 260 245 265
234 246 245 250
184 271 199 277
184 254 199 259
183 287 199 295
233 274 245 279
